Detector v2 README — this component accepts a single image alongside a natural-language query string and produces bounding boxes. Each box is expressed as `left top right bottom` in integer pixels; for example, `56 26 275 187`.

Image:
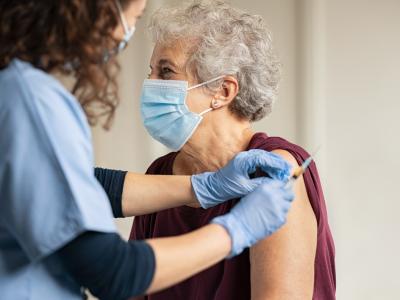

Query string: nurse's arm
122 172 197 216
96 150 288 217
145 223 231 294
58 224 231 299
95 168 197 217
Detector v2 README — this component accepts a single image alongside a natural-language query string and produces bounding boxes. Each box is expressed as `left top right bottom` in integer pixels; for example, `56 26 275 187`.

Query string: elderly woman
131 1 335 299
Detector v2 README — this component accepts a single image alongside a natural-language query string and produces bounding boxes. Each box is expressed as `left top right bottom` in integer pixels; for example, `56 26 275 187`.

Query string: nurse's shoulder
0 58 90 139
0 59 116 262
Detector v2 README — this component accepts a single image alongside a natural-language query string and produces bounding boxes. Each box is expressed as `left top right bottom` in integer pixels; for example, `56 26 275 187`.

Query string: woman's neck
173 115 254 175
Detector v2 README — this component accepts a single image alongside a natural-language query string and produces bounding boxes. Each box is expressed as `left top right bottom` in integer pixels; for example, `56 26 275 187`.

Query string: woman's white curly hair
149 0 281 121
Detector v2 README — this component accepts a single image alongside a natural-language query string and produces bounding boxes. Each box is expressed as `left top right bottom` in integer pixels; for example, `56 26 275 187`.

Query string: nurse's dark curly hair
0 0 134 129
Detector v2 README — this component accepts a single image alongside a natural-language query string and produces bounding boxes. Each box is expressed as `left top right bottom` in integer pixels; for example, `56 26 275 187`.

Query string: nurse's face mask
104 0 136 61
140 76 225 151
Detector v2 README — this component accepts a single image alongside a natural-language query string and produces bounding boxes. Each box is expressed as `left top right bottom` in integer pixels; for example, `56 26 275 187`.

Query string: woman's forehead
150 42 190 68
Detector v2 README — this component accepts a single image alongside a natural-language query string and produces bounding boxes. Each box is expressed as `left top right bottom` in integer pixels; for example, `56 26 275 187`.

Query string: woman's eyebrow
158 59 178 69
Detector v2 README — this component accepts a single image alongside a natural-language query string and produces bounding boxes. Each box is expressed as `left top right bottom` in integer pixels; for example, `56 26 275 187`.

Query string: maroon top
130 132 336 300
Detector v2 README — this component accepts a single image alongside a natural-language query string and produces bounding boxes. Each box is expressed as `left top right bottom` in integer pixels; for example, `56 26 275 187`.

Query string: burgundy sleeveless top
130 133 336 299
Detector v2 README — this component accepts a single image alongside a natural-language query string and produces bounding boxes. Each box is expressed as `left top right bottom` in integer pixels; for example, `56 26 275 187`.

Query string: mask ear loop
199 98 222 116
189 75 226 116
187 75 226 91
116 0 130 35
115 0 135 52
199 108 213 116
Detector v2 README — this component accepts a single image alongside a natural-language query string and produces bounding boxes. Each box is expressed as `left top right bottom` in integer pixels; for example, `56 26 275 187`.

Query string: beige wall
325 0 400 298
93 0 400 298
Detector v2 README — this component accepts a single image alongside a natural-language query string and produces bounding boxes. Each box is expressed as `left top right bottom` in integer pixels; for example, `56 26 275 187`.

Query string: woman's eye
161 67 173 75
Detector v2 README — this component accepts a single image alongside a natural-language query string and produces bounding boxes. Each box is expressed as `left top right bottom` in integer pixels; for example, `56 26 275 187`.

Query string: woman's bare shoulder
249 149 317 300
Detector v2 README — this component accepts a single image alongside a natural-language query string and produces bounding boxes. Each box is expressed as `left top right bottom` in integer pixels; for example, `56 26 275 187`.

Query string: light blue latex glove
212 179 294 257
191 149 291 209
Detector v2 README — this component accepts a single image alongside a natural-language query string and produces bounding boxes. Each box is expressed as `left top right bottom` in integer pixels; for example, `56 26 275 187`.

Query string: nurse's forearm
145 223 231 294
58 225 231 299
121 172 197 216
94 168 197 217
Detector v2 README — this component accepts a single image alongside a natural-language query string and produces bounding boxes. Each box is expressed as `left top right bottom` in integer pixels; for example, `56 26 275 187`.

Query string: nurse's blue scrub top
0 59 116 299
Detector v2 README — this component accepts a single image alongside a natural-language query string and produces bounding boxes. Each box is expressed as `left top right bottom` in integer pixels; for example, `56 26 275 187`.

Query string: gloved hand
212 179 294 257
191 149 292 209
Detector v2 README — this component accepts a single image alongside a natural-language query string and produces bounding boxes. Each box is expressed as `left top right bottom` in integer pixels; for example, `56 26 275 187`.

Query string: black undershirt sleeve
57 231 156 300
95 168 127 218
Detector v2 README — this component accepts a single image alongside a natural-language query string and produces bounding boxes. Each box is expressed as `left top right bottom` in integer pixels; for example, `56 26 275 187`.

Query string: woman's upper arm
250 149 317 300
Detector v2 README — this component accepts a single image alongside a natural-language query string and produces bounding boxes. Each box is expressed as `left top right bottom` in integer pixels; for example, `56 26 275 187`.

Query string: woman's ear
212 76 239 108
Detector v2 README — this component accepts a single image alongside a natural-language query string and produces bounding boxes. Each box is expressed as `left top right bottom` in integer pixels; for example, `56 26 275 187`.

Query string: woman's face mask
140 76 225 151
114 0 136 53
104 0 136 61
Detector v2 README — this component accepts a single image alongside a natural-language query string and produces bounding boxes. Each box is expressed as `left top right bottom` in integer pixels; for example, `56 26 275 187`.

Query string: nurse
0 1 294 299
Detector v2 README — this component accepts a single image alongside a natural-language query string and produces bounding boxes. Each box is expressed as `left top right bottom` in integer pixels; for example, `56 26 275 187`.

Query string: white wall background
93 0 400 299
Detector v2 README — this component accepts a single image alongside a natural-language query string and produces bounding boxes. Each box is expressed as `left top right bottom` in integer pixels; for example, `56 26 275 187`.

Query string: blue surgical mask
140 76 225 151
